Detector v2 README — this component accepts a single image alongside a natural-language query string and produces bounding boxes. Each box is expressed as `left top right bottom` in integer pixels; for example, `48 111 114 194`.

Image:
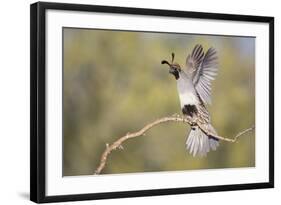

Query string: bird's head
161 53 181 80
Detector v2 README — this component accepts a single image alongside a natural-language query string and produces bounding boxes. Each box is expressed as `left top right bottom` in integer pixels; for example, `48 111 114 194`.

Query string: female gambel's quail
161 44 219 157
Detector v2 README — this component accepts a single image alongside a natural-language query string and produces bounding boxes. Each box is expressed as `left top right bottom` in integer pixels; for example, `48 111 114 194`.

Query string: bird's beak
169 67 177 75
168 67 174 73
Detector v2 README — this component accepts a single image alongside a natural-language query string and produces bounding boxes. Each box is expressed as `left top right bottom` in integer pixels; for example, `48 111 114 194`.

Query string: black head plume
161 52 175 66
161 60 170 65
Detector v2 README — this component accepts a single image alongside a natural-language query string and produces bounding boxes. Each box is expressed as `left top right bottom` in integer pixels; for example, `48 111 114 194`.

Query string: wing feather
185 44 204 73
192 47 218 104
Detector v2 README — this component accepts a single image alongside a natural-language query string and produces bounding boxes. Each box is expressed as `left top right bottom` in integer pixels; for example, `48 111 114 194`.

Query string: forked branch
94 114 254 174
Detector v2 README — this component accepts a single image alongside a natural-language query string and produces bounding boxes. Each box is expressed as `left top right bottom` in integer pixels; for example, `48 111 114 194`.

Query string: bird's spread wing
187 45 218 105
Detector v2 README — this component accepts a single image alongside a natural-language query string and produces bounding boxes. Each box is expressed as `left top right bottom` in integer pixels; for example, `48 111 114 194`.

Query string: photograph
63 28 255 176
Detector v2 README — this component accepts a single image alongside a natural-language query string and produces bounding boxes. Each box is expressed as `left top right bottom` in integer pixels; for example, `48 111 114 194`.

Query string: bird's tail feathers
186 124 219 157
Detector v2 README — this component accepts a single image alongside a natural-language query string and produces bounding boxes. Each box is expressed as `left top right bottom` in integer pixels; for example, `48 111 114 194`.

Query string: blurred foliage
63 28 255 176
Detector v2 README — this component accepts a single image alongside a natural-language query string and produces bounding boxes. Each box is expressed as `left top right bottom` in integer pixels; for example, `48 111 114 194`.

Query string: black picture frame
30 1 274 203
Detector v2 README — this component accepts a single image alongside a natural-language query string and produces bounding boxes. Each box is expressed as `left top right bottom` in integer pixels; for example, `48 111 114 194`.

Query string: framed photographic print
30 1 274 203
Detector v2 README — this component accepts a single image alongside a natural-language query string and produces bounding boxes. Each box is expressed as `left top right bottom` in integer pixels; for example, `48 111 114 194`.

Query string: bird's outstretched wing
186 45 218 105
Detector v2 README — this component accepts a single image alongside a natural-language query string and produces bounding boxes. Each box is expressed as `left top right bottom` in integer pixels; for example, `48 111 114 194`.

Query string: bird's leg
190 117 198 128
190 119 197 130
183 115 197 129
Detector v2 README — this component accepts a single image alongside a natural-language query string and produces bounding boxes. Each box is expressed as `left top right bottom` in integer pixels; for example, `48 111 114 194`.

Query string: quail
161 44 219 156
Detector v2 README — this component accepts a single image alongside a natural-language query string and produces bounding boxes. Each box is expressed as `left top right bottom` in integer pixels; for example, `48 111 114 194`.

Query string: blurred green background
63 28 255 176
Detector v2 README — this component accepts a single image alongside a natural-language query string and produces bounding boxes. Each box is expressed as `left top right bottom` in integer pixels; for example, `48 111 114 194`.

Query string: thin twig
232 126 255 142
94 114 254 174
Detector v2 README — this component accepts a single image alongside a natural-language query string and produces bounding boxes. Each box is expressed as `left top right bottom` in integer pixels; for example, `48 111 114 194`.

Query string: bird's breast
177 77 199 108
178 91 199 108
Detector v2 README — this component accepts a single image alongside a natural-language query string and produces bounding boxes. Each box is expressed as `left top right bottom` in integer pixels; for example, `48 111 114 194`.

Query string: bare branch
94 114 254 174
